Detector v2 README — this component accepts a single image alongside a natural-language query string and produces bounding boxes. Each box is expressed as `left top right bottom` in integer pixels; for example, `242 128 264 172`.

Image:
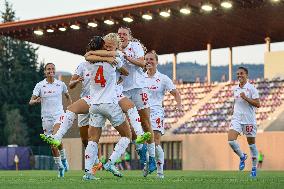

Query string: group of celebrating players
29 27 181 180
29 26 261 180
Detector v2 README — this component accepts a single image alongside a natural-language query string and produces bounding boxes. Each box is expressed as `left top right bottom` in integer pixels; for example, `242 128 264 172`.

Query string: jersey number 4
94 66 106 87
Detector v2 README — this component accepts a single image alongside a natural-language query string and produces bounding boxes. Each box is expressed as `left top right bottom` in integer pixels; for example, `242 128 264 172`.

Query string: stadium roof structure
0 0 284 55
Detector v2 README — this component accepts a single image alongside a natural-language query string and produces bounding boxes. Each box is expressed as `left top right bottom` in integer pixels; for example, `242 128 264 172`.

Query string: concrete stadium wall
63 132 284 171
264 51 284 79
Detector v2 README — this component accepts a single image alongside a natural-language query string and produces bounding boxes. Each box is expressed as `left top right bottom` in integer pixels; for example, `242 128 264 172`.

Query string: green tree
0 0 44 146
4 107 29 145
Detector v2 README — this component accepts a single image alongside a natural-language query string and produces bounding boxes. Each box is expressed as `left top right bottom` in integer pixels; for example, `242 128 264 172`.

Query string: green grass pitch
0 170 283 189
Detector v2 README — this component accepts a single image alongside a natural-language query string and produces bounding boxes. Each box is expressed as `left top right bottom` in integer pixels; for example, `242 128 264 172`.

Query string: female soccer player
29 63 72 178
117 27 156 171
228 66 260 178
83 33 132 180
144 51 182 178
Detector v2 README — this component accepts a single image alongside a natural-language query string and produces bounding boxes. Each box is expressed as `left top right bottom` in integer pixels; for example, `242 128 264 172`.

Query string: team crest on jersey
85 73 90 77
56 84 60 87
156 79 160 83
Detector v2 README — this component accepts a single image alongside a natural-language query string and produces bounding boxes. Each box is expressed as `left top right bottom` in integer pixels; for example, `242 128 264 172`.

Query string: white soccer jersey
145 70 176 110
90 58 123 104
121 41 145 91
115 51 126 82
74 62 92 98
32 79 68 117
232 82 259 124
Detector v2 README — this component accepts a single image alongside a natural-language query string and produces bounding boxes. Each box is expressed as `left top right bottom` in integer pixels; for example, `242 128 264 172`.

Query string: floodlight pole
265 37 271 52
207 43 212 84
173 53 177 81
229 47 233 82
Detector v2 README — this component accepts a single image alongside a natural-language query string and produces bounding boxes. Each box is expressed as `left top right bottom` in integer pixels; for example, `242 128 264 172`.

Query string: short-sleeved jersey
90 58 123 104
145 71 176 111
73 62 92 98
232 82 259 124
32 79 68 117
121 41 145 91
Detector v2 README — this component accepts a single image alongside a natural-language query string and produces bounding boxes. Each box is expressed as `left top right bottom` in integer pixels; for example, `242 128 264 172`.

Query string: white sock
85 141 98 173
228 140 244 158
109 137 130 164
59 149 66 160
127 107 144 136
156 145 164 174
135 142 143 151
249 144 258 168
54 110 76 140
53 156 63 169
147 143 155 158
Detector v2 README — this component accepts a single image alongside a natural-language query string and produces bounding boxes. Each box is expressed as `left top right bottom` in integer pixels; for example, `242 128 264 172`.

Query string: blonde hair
103 33 121 50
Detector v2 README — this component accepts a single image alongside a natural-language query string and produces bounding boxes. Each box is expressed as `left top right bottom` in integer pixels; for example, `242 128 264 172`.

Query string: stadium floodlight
142 13 153 20
46 29 54 33
87 22 98 28
180 7 191 15
34 29 43 36
221 1 233 9
123 16 134 23
58 27 67 31
271 0 280 2
159 10 171 18
70 24 80 30
104 19 114 25
201 3 213 12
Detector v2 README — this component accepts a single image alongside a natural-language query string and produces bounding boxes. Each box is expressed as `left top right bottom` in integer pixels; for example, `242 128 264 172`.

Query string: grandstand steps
260 103 284 131
166 82 227 135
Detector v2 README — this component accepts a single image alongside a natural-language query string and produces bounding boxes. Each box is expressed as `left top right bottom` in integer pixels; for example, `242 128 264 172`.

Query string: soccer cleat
250 167 257 178
83 173 100 181
148 156 157 174
137 144 147 166
40 134 49 142
61 159 69 172
40 134 61 148
104 162 123 177
92 162 103 174
239 153 248 171
135 132 151 144
157 173 164 179
58 167 65 178
143 162 149 177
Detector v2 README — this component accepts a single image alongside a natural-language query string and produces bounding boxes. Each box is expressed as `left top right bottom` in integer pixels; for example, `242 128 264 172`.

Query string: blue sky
1 0 284 73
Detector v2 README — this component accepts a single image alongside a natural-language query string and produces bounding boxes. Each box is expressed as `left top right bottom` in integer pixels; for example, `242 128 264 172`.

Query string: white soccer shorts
123 88 149 110
229 119 257 137
116 84 126 102
41 113 64 135
89 103 125 128
150 109 165 135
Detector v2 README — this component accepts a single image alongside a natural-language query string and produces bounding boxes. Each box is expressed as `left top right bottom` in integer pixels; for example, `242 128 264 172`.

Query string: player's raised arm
117 66 129 76
84 50 116 57
123 54 145 68
85 55 115 65
69 74 84 89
